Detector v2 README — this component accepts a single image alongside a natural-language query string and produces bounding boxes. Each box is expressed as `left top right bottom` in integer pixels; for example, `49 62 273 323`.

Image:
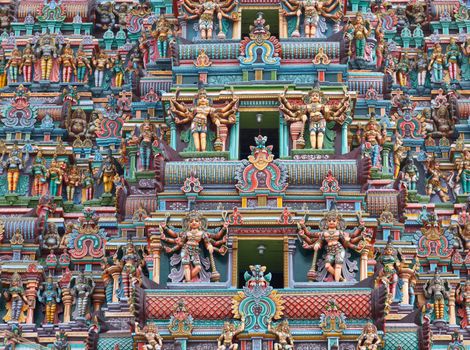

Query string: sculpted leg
310 131 317 150
183 265 191 282
201 133 207 152
193 132 201 152
317 131 324 150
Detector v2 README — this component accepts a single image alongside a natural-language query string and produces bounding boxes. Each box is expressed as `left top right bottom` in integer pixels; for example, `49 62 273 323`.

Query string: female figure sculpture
6 47 22 83
21 43 35 83
428 43 444 83
3 272 30 323
69 272 95 320
32 151 48 196
59 42 76 83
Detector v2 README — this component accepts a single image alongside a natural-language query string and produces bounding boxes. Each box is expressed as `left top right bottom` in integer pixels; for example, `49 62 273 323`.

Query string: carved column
25 282 38 324
92 287 105 312
279 9 288 39
149 231 162 285
341 118 352 154
127 146 138 179
360 250 368 281
400 274 410 305
62 288 73 322
169 119 177 150
109 266 122 303
449 289 456 325
229 112 240 160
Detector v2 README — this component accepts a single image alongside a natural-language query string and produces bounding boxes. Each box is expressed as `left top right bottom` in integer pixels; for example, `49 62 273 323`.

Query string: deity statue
99 156 117 194
456 150 470 194
3 272 30 323
218 316 245 350
48 156 63 197
151 15 175 58
69 272 95 320
113 2 129 29
160 211 229 282
59 42 76 83
405 0 427 26
396 53 410 88
64 165 80 202
66 107 87 141
75 45 91 83
393 134 406 178
32 151 48 196
169 88 239 152
20 43 35 83
428 43 444 83
279 85 350 150
37 274 61 324
415 50 428 87
3 324 22 350
280 0 342 38
111 54 125 88
95 2 116 30
346 12 370 60
374 237 403 301
115 241 147 298
3 144 24 193
460 38 470 81
92 51 110 88
446 38 462 82
139 120 156 170
135 322 163 350
424 270 451 321
81 168 94 202
401 154 419 191
53 330 70 350
425 158 450 202
6 47 22 83
267 320 294 350
361 114 386 168
356 323 381 350
297 210 366 282
455 280 470 328
36 33 59 81
182 0 238 40
0 53 7 88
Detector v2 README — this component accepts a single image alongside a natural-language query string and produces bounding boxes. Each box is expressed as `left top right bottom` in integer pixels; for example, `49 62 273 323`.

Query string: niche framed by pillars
239 112 279 159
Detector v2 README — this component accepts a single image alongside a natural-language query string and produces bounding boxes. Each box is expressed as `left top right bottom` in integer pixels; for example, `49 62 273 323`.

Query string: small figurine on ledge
267 319 294 350
218 315 245 350
135 322 163 350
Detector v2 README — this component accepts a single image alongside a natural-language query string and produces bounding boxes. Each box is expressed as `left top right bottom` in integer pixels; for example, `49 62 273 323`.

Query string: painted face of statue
327 217 338 229
189 218 201 229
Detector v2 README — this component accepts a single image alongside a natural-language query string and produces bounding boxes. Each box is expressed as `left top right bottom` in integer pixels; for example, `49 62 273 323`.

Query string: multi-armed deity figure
160 211 229 282
218 316 245 350
115 241 147 299
279 85 350 150
267 320 294 350
37 274 62 324
59 42 76 83
424 270 451 321
3 272 30 323
356 323 381 350
32 151 48 196
35 32 59 81
170 88 239 152
21 43 35 83
297 210 367 282
6 46 22 83
182 0 238 40
280 0 342 38
135 322 163 350
69 272 95 320
151 15 175 58
361 114 386 169
455 280 470 328
3 144 24 193
425 158 450 202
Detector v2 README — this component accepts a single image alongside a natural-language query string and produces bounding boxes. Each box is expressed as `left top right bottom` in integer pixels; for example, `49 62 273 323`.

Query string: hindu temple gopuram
0 0 469 349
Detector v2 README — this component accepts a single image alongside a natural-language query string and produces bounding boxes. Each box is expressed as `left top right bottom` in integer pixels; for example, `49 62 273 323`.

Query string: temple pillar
279 116 288 158
341 118 352 154
25 283 38 324
62 288 73 322
279 9 288 39
149 231 162 285
400 275 410 305
92 287 105 312
229 112 240 160
233 10 241 40
231 238 238 288
109 267 122 303
127 146 138 179
360 251 368 281
449 290 456 325
170 120 177 150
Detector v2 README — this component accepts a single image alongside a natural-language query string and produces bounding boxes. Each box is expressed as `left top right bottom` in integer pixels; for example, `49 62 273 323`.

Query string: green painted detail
98 337 133 350
383 332 418 350
0 174 30 196
179 151 230 159
291 149 335 156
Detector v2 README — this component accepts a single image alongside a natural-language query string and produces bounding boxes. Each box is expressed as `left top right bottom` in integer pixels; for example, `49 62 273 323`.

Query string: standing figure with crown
297 210 365 282
159 211 229 282
169 88 239 152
